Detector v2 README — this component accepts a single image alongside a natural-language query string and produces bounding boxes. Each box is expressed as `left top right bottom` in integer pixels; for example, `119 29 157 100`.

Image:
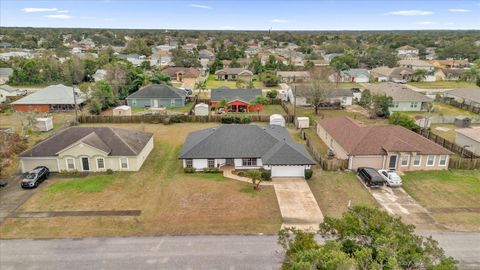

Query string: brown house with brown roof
316 116 452 171
161 67 201 85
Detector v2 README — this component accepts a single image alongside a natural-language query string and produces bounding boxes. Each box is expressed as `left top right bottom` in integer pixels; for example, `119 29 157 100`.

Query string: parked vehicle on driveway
21 166 49 189
378 170 403 187
356 167 384 188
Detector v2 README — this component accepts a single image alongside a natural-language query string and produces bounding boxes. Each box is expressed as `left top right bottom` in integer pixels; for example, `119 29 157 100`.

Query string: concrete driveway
272 178 323 231
0 176 37 224
368 186 446 231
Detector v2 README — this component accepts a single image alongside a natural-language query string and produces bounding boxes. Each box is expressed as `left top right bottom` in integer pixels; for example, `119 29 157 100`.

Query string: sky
1 0 479 30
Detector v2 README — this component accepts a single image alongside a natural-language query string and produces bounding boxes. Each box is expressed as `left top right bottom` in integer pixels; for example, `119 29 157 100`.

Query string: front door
152 100 159 108
388 155 397 169
226 158 234 166
81 157 90 171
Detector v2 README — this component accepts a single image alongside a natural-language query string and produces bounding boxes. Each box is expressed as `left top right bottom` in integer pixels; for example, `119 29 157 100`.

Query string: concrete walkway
272 178 323 231
221 166 272 186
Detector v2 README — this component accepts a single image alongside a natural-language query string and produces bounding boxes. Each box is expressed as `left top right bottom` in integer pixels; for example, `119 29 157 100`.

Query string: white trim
400 155 410 167
438 155 448 167
413 155 422 167
119 157 129 170
96 157 105 170
426 155 436 167
56 140 110 156
65 158 76 170
80 156 90 171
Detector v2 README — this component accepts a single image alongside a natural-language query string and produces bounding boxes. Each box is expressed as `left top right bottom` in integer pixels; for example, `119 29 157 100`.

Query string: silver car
378 170 402 187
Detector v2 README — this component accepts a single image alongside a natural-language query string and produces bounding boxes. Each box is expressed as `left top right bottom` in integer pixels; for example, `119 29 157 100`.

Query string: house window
186 159 193 168
426 155 435 166
208 159 215 168
66 158 75 170
413 156 422 166
410 102 418 108
242 158 257 166
394 102 399 108
132 99 137 105
97 158 105 169
120 158 128 169
439 155 448 166
171 99 175 106
400 155 410 167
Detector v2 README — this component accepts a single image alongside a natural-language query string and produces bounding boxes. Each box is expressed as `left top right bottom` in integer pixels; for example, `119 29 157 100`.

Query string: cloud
189 4 212 9
44 14 73 19
221 25 235 30
416 21 435 25
385 10 433 16
448 9 471 13
57 10 70 13
271 19 289 23
22 7 58 13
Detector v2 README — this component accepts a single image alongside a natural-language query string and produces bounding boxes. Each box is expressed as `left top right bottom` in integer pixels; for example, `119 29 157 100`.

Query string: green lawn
402 170 480 231
167 102 194 114
47 174 115 193
205 74 276 90
335 82 366 90
408 81 479 89
305 129 329 155
402 102 477 118
308 169 378 218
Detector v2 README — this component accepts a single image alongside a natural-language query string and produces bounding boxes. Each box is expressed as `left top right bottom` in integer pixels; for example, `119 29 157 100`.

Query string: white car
378 170 402 187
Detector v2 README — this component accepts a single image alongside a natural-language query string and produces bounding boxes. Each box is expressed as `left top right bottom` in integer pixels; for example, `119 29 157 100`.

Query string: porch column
236 105 239 113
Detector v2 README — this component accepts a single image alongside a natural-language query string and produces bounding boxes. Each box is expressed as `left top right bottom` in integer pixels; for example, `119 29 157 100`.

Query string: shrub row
220 116 251 124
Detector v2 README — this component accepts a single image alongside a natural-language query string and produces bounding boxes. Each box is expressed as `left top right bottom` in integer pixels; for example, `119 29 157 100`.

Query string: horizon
1 0 480 31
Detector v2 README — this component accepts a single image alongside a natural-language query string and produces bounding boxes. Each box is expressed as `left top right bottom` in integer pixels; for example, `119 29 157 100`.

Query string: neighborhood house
12 84 85 112
126 84 186 108
215 68 253 81
210 88 263 113
316 116 452 171
179 125 315 178
443 88 480 108
367 83 432 112
455 127 480 156
19 126 154 173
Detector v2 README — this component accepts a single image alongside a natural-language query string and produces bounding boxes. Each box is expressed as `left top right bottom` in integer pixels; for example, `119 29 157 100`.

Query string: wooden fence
79 114 282 124
302 129 348 171
416 129 479 158
448 156 480 169
440 98 480 114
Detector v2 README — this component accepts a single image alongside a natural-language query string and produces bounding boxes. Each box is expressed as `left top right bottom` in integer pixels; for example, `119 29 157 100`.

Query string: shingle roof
161 67 200 78
318 116 451 156
11 84 85 105
367 83 432 102
126 84 186 99
445 88 480 104
211 88 262 103
399 59 434 67
456 127 480 141
341 68 369 78
21 127 153 157
0 67 13 77
179 125 315 165
215 68 253 76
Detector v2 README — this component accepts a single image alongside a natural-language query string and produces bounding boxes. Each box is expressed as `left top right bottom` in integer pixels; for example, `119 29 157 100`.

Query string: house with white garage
316 116 452 171
19 126 154 173
179 125 315 178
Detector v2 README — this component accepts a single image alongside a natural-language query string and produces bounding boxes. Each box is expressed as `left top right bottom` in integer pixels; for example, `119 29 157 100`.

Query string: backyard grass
402 102 477 118
402 170 480 231
167 102 194 114
408 81 479 89
430 123 480 141
205 74 277 90
0 123 282 238
308 169 378 218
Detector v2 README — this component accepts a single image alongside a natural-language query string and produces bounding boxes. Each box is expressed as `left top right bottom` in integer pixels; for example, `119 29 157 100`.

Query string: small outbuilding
194 103 209 116
113 105 132 116
35 117 53 132
269 114 285 127
454 116 471 128
296 117 310 129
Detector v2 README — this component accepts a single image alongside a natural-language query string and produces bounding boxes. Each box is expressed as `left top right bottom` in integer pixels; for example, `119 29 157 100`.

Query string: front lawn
0 123 282 238
402 170 480 231
408 81 479 89
308 169 378 218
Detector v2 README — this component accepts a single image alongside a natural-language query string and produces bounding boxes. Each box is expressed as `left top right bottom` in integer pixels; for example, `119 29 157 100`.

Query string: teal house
126 84 186 108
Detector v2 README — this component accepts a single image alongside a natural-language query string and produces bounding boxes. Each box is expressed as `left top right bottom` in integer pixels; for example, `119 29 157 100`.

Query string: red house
210 88 263 113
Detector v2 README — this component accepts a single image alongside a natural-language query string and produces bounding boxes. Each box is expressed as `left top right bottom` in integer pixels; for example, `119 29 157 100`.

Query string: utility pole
72 86 78 125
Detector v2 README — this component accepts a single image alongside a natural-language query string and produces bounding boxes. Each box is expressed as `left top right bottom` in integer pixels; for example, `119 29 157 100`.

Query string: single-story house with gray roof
443 88 480 107
19 126 154 173
126 84 186 108
11 84 85 112
179 125 315 178
367 82 432 113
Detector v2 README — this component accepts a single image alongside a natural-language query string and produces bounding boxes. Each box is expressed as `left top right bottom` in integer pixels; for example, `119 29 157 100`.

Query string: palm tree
132 69 150 88
217 98 228 113
149 71 171 85
246 170 262 190
195 80 207 93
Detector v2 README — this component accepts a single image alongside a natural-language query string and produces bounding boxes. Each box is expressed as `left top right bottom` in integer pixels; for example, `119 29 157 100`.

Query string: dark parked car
21 166 49 189
356 167 384 188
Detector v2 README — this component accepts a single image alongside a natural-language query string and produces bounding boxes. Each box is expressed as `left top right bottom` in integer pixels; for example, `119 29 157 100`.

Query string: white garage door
271 166 305 178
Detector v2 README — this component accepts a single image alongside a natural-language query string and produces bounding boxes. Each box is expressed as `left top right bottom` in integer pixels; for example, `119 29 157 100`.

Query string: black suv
21 166 49 189
356 167 384 188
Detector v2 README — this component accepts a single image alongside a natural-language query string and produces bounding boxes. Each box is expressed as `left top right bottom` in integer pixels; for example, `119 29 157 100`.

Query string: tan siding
351 156 384 170
316 124 349 159
21 158 59 173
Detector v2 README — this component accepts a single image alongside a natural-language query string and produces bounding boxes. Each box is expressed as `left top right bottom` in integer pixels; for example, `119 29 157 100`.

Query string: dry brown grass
0 123 282 238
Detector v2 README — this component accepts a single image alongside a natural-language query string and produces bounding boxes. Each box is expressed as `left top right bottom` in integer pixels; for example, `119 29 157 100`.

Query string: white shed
269 114 285 127
194 103 209 116
113 105 132 116
35 117 53 132
296 117 310 129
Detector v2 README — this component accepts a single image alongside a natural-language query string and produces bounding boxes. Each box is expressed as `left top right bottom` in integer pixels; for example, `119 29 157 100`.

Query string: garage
271 165 305 178
21 158 59 173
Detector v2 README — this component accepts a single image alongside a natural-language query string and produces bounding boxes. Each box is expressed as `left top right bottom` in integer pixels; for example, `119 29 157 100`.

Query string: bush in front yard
305 169 313 180
260 169 271 181
106 169 114 175
184 167 196 173
204 167 220 173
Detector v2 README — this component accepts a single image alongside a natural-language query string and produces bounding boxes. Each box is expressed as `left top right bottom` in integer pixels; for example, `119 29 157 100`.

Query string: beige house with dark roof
20 127 154 173
316 116 452 171
367 83 432 113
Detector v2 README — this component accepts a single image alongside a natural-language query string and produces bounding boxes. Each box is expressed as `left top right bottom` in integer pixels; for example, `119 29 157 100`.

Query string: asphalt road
1 233 479 270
